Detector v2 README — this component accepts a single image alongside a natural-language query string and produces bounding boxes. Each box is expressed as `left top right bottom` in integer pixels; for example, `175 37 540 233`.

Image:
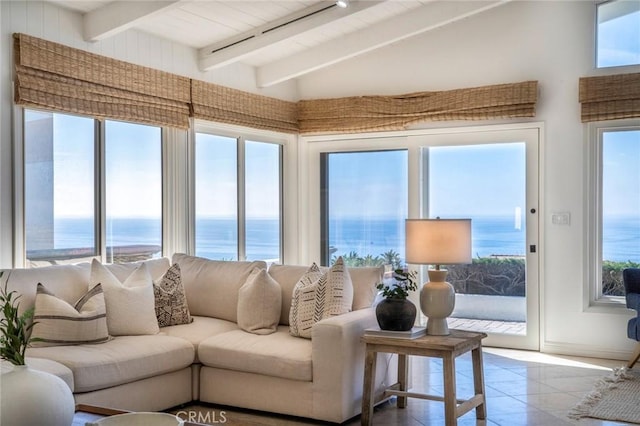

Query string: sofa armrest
310 308 395 423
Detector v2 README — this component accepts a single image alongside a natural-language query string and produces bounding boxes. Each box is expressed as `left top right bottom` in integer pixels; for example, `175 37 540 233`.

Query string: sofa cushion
105 257 171 283
25 335 194 393
3 264 91 317
31 283 110 347
237 268 281 335
198 327 312 382
289 258 353 339
90 259 159 336
172 253 266 322
159 316 239 362
269 263 383 325
154 263 192 327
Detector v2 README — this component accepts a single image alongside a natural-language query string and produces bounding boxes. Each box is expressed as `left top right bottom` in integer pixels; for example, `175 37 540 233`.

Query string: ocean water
49 215 640 263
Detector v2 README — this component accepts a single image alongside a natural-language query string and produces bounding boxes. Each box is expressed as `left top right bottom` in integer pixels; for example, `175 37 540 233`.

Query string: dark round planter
375 298 417 331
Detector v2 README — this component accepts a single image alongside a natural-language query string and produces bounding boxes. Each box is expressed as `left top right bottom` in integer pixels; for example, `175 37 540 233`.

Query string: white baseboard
541 340 632 362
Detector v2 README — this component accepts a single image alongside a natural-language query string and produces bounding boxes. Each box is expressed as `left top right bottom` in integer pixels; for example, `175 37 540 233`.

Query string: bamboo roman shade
13 33 191 129
298 81 538 134
191 79 298 134
13 34 540 135
579 72 640 122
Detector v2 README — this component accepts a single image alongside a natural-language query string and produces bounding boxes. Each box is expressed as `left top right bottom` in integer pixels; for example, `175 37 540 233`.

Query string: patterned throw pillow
31 283 110 347
289 257 354 339
153 263 192 327
90 259 159 336
237 268 282 335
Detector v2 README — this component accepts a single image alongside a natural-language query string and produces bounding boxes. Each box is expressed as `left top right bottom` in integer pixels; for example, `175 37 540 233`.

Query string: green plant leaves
0 273 38 366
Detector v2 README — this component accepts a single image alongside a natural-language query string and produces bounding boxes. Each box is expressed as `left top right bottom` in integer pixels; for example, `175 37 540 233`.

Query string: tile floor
174 346 633 426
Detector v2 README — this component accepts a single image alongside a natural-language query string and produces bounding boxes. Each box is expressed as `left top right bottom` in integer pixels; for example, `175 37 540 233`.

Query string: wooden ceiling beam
84 1 183 42
256 0 510 87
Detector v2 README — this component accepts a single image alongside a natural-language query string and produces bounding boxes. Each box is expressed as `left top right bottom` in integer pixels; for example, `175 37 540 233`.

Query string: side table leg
443 354 457 426
397 354 408 408
361 347 378 426
472 346 487 419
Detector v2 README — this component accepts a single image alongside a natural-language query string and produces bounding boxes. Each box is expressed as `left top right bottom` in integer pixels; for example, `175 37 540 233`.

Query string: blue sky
598 2 640 67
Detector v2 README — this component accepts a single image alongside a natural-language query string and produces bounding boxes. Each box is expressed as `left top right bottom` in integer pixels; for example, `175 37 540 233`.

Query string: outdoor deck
448 316 527 335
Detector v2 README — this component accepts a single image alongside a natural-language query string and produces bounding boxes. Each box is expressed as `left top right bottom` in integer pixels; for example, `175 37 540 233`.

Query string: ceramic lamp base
420 269 455 336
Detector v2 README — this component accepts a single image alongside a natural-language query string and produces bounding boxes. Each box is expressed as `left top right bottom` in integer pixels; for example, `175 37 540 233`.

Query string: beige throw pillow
90 259 159 336
289 257 354 339
31 283 110 347
153 263 192 327
237 268 282 335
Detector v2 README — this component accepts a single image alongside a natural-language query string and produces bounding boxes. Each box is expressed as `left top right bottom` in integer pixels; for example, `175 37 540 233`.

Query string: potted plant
0 271 39 365
375 268 418 331
0 271 75 426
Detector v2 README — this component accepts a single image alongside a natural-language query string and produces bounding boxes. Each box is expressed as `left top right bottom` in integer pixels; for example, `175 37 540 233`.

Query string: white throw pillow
289 257 354 339
237 268 282 335
90 259 159 336
31 283 110 347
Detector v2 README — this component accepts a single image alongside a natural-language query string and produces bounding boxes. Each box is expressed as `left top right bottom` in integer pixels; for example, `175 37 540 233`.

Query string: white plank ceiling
48 0 509 87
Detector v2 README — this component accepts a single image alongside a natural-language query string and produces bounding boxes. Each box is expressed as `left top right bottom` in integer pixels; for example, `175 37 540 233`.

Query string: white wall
1 0 638 359
297 1 640 359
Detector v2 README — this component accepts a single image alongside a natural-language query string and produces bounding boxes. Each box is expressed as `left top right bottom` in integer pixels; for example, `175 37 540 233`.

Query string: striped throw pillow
289 257 354 339
30 283 110 347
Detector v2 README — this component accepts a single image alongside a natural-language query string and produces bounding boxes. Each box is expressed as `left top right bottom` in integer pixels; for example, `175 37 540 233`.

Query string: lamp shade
405 219 472 265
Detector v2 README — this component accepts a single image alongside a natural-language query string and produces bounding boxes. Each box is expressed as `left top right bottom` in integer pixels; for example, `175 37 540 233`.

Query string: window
23 109 163 266
320 150 408 267
105 121 162 263
596 0 640 68
599 126 640 297
194 132 282 262
24 111 96 265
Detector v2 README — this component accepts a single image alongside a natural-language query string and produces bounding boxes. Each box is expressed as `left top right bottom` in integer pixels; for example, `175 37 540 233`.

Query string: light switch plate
551 212 571 225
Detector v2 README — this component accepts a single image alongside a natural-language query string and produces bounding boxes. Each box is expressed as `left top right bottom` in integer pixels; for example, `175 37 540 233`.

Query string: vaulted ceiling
49 0 509 87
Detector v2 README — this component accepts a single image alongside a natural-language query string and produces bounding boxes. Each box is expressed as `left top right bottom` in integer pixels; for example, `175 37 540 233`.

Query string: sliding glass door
418 128 539 350
305 127 540 350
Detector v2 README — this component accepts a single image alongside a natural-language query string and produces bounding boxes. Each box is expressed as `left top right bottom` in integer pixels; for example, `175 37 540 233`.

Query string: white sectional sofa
2 254 396 424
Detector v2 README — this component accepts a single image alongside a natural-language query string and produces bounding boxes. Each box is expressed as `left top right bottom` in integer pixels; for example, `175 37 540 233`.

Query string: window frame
190 120 289 263
585 118 640 309
15 107 166 267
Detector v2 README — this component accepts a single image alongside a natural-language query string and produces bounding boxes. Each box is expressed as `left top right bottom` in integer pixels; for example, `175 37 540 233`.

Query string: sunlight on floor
485 347 618 371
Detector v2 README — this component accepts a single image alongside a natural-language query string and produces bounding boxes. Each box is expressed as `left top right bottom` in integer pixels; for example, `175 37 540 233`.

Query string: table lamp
405 218 472 335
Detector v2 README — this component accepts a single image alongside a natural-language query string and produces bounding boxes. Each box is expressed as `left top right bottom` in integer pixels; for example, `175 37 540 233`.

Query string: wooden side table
361 329 487 426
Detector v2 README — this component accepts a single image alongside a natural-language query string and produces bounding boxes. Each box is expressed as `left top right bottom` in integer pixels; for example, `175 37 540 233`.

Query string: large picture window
320 150 408 267
105 121 163 263
194 132 282 262
24 110 96 265
599 126 640 297
23 109 163 266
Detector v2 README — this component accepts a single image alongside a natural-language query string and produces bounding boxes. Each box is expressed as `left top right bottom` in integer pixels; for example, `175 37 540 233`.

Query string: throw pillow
153 263 192 327
289 257 354 339
237 268 282 335
30 283 110 347
90 259 159 336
